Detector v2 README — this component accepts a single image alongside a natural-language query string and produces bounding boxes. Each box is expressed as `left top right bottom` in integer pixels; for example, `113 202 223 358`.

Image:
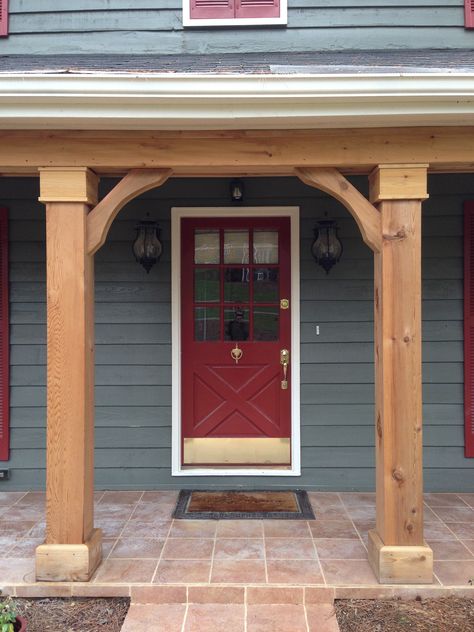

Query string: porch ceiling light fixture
132 215 162 274
230 179 244 204
311 218 343 274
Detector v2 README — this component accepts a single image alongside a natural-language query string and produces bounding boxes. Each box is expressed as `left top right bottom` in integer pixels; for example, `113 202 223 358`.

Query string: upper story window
0 0 8 37
183 0 287 27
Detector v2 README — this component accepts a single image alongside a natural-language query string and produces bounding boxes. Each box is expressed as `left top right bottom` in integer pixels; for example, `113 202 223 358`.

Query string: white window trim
182 0 287 27
171 206 300 477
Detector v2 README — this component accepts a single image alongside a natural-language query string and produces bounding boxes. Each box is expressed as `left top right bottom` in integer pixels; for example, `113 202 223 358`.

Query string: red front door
181 216 292 466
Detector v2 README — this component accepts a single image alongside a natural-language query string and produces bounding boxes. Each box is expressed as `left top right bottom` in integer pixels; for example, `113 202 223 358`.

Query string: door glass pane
195 307 220 341
253 268 279 303
195 269 220 303
253 230 278 264
224 267 250 303
195 229 220 264
224 230 249 264
253 307 279 341
224 307 250 341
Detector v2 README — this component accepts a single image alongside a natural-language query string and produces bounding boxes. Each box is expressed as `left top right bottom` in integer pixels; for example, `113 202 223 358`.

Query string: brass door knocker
231 343 243 364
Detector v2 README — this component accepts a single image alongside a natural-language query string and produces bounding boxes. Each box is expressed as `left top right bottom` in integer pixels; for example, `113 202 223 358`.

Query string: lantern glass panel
311 220 343 273
132 226 146 260
144 225 162 259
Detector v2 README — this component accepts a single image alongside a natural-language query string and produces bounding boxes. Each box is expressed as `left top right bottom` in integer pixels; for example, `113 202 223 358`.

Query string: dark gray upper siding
0 174 472 491
0 0 472 55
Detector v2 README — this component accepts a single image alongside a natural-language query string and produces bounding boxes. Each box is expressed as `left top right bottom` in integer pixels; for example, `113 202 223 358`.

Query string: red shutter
465 0 474 28
236 0 279 18
0 0 8 37
464 202 474 457
0 208 9 461
190 0 234 20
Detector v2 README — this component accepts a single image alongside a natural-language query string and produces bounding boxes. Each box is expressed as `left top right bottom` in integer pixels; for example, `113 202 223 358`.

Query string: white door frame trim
171 206 301 477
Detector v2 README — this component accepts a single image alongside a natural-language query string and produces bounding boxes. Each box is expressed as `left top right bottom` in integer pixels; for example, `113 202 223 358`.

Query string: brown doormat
173 490 314 520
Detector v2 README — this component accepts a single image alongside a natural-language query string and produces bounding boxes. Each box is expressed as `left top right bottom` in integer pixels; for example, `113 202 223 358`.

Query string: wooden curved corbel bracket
295 167 382 253
87 168 172 255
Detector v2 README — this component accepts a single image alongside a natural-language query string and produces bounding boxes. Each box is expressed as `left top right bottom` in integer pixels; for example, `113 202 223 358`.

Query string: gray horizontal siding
8 7 466 31
0 0 470 54
7 467 466 493
0 174 472 492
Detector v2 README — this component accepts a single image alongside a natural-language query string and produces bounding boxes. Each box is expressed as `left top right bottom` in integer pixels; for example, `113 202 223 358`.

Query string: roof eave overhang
0 71 473 130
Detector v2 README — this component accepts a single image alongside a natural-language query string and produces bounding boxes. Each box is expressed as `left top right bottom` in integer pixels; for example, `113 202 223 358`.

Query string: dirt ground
335 597 474 632
14 598 130 632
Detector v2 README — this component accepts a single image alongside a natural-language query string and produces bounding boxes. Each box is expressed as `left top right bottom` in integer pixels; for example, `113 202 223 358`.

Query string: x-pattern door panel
193 363 281 436
181 216 291 466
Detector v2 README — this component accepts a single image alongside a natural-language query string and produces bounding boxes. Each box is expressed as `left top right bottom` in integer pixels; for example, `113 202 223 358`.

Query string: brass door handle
280 349 289 389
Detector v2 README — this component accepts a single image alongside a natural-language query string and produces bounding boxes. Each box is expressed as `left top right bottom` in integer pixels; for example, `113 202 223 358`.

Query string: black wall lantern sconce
132 215 163 273
311 217 343 274
230 179 245 204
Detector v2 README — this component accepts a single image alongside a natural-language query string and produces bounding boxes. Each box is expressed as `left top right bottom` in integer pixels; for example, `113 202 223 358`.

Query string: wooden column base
368 530 433 585
35 529 102 582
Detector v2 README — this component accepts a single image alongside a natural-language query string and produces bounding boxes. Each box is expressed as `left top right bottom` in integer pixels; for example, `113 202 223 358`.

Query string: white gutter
0 72 473 129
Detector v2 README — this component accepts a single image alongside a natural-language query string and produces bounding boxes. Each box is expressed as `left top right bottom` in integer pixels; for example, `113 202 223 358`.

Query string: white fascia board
0 72 473 129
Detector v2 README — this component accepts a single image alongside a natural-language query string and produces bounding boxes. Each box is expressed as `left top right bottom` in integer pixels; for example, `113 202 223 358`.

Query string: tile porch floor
1 491 474 630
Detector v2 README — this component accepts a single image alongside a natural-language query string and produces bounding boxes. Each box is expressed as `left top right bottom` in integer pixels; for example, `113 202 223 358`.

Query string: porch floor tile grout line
303 603 311 632
244 586 248 632
446 538 474 557
427 506 469 546
458 495 474 509
263 523 269 584
461 540 474 556
10 492 29 507
424 500 474 522
91 493 147 582
11 505 45 557
310 530 327 587
95 491 106 504
103 491 145 565
423 503 444 524
424 497 472 510
336 492 368 552
208 520 217 584
180 598 189 632
151 518 175 584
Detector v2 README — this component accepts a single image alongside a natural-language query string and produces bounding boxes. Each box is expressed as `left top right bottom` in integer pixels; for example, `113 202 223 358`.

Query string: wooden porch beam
36 167 101 582
368 163 433 585
0 127 473 174
295 167 382 252
87 168 172 255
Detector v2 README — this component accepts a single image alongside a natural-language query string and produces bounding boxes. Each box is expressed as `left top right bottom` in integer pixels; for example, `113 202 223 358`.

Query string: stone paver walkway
121 601 339 632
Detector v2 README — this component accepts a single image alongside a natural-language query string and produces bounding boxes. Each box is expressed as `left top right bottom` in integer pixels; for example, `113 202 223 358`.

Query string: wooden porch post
35 167 102 582
368 164 433 584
